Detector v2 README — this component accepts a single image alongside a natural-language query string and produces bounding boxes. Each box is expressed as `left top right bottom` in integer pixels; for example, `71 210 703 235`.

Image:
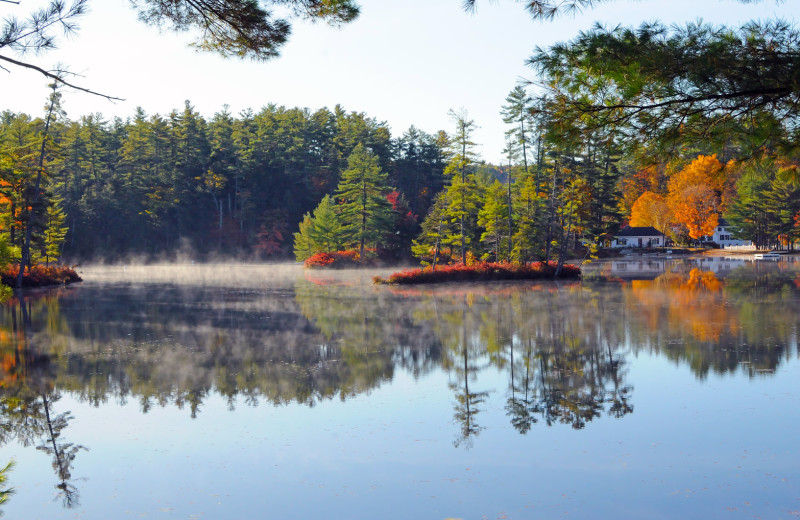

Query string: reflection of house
610 226 665 248
702 218 752 248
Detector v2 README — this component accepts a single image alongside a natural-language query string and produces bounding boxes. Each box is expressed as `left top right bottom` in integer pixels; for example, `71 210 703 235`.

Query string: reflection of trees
446 303 489 449
1 261 798 454
0 460 13 513
0 292 86 509
1 282 444 418
625 264 800 378
37 392 84 508
407 283 634 440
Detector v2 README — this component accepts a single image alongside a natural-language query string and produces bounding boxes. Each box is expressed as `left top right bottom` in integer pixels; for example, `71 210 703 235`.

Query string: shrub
305 250 374 269
374 261 580 285
0 265 82 288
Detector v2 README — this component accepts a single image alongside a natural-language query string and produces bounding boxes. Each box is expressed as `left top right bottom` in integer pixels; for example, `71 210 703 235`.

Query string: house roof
616 226 663 237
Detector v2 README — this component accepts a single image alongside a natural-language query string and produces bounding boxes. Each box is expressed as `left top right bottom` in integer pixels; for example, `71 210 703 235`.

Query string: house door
638 238 642 247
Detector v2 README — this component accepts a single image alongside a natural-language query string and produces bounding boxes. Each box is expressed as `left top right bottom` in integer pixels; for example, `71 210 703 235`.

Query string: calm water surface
1 257 799 519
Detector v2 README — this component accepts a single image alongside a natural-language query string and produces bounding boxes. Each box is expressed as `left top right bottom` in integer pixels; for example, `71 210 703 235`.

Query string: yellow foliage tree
630 191 672 235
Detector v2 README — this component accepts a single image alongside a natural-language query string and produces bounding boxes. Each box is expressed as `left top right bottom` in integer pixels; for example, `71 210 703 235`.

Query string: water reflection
0 260 799 509
0 293 86 508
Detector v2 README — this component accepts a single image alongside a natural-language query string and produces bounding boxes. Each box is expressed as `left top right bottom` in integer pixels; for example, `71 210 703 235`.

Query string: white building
610 226 665 248
703 218 752 248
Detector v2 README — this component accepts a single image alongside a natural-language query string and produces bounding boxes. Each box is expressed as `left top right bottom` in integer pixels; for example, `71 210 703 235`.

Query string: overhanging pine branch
0 54 124 101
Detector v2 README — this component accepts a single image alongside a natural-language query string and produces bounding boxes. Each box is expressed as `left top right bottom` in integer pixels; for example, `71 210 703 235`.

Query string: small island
0 265 82 289
374 261 580 285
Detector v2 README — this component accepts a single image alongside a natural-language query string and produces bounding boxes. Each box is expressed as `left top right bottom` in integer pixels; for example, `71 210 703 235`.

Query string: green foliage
293 195 347 261
478 180 509 262
131 0 360 60
726 159 800 249
0 460 13 508
2 102 445 262
531 20 800 158
38 197 68 265
511 172 547 262
501 86 535 172
412 191 455 266
335 144 394 256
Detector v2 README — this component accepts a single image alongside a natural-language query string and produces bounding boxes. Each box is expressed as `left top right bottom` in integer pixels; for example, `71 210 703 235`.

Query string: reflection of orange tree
631 268 732 343
625 265 796 378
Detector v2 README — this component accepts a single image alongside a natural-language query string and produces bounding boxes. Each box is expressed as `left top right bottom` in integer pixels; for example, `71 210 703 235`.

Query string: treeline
295 100 627 268
0 96 449 262
6 86 796 270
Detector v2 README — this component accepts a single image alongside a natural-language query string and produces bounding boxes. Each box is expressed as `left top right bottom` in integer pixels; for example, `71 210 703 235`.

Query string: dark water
1 258 799 519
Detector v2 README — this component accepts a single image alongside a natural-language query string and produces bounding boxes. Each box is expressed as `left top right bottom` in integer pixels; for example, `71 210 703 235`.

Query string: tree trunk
17 88 57 289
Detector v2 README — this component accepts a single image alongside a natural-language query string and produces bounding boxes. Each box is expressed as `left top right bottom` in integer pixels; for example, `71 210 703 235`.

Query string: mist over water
2 258 800 519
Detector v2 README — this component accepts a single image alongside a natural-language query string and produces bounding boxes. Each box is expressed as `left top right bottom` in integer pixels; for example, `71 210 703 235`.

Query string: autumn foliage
666 154 726 240
0 264 82 287
629 191 672 235
373 261 581 285
670 184 719 239
304 250 371 269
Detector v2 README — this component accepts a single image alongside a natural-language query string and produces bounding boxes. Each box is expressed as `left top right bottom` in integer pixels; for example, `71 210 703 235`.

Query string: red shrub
1 264 82 288
374 261 581 285
305 250 373 269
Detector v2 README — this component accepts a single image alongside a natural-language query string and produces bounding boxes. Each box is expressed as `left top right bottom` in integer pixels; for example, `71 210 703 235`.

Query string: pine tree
293 194 348 261
412 191 455 266
335 144 393 257
501 86 534 174
39 196 69 265
445 109 479 263
512 172 547 263
478 180 509 262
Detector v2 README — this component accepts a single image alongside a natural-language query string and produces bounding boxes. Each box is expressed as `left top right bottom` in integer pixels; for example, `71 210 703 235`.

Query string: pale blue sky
5 0 797 163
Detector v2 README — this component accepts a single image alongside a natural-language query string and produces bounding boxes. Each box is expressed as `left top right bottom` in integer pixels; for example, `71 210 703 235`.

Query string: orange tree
667 155 726 241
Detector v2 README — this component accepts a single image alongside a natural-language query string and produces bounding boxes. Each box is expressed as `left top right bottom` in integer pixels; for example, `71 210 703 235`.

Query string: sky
4 0 798 164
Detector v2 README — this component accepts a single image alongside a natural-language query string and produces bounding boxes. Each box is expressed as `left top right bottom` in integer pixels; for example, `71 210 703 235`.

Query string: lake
1 257 799 519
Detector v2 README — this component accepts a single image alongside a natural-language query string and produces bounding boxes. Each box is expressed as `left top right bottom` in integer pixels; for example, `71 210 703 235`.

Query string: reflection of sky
5 354 800 520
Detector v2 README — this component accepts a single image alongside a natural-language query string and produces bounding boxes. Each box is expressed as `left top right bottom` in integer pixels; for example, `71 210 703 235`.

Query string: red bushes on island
305 250 373 269
373 261 581 285
1 265 82 288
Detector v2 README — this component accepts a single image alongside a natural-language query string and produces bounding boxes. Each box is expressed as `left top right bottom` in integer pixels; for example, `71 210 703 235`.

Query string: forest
3 3 800 272
2 77 800 273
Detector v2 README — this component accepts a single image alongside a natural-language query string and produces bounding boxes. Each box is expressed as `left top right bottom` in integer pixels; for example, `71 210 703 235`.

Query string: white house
702 218 752 248
610 226 665 248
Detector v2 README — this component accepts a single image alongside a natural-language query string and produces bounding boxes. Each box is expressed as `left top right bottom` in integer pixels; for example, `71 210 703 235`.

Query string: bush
374 261 580 285
0 265 82 288
305 250 374 269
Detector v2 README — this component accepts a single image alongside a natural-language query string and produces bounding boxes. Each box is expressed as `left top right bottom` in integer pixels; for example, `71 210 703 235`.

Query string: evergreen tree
501 86 534 174
292 194 347 260
335 144 393 257
445 109 479 263
412 191 456 266
512 171 547 262
478 180 509 262
39 196 69 265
